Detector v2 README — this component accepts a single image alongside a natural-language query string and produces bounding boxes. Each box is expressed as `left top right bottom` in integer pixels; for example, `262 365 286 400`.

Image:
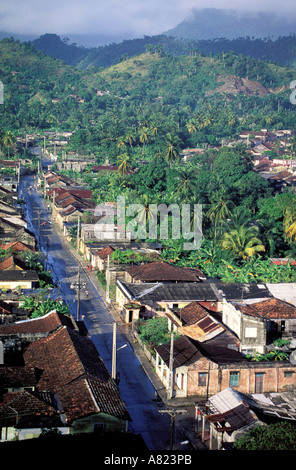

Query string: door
255 373 264 393
129 310 133 323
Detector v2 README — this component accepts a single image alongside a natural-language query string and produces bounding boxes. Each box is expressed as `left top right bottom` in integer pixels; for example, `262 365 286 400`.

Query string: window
255 372 264 393
229 371 240 387
156 305 166 312
198 372 208 386
245 327 257 338
284 371 294 378
94 423 105 432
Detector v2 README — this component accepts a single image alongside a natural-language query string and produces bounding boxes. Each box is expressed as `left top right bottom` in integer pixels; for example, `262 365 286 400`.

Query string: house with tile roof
124 260 206 283
0 217 35 247
0 254 28 271
196 386 296 449
0 310 130 441
0 270 39 290
154 326 296 398
91 245 115 271
0 240 35 253
115 280 272 324
116 280 219 324
166 301 239 348
222 297 296 355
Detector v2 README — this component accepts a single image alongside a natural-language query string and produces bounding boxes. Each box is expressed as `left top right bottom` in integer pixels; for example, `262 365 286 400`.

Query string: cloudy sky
1 0 296 43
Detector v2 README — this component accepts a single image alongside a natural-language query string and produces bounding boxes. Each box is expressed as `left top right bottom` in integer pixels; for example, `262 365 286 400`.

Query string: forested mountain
165 8 296 41
31 32 296 70
2 37 296 281
1 37 295 140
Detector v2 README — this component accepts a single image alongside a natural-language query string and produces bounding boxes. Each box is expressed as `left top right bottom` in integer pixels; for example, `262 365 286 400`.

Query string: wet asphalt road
20 174 172 451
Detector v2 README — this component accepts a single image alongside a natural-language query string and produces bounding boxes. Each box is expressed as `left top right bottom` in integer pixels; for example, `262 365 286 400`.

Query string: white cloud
0 0 295 37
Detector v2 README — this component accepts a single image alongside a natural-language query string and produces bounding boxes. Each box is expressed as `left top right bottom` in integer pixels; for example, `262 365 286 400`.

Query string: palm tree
206 191 234 237
175 167 197 202
24 251 43 271
220 206 251 232
221 224 265 260
117 153 131 175
128 193 157 239
2 130 15 159
186 119 198 135
138 126 149 147
116 136 127 151
283 200 296 241
125 130 137 147
162 133 180 167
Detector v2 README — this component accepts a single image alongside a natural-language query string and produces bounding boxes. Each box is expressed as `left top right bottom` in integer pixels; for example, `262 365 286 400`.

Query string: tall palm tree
186 119 198 135
138 126 149 147
162 133 180 167
116 136 127 151
2 130 15 159
117 154 131 175
175 167 198 202
283 199 296 241
206 191 234 237
221 224 265 260
125 130 137 148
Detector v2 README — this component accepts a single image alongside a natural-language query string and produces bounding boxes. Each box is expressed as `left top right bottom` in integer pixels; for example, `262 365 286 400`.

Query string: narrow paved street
20 174 172 451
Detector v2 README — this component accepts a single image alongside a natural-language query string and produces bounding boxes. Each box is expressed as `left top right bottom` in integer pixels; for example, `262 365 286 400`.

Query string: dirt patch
206 74 270 97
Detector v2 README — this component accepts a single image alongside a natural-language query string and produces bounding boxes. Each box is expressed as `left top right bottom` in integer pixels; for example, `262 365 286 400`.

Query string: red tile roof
68 189 92 199
0 311 130 423
178 301 209 325
0 310 70 335
0 391 58 427
96 245 115 260
0 241 35 252
23 327 129 422
125 260 205 282
92 165 119 172
235 298 296 319
0 255 28 271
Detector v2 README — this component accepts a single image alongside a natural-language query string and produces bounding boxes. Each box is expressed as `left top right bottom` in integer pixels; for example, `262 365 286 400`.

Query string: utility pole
159 409 188 450
106 254 110 303
70 265 86 322
110 321 127 381
52 190 55 216
76 265 80 322
36 209 41 250
77 215 80 253
112 322 116 379
17 161 20 185
167 331 174 400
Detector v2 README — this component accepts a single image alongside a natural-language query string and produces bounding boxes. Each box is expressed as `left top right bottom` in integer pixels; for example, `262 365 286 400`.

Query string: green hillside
0 37 295 150
31 32 296 70
1 38 296 281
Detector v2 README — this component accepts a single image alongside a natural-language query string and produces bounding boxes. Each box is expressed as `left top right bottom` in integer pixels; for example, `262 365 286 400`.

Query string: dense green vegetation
1 38 296 283
32 33 296 69
233 422 296 450
138 317 180 351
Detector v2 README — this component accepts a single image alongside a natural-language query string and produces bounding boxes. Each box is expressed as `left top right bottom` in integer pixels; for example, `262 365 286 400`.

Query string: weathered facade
222 297 296 354
155 335 296 398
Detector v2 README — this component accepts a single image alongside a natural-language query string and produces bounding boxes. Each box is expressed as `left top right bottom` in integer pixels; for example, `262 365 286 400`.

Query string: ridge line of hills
29 32 296 70
0 35 295 138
